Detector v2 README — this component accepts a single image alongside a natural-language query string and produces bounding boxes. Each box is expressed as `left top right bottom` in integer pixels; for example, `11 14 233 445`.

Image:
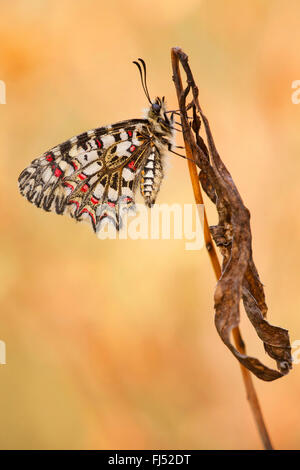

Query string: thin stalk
171 47 273 450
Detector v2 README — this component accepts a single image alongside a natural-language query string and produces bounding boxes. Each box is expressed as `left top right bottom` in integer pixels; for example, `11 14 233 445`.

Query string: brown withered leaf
172 48 292 381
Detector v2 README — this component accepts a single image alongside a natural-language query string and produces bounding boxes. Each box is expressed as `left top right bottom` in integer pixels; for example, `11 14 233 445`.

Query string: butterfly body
18 97 175 233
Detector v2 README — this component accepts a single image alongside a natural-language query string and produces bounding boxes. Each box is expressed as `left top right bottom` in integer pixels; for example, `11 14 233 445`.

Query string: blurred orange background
0 0 300 450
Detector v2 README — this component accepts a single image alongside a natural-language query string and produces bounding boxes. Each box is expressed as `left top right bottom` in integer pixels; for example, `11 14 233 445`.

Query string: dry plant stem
172 51 291 382
171 47 273 450
187 160 221 278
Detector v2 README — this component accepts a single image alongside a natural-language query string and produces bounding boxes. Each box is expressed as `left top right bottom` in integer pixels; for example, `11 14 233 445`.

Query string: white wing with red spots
18 120 153 232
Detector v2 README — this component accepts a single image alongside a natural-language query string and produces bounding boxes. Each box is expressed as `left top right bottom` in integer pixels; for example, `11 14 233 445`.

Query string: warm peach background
0 0 300 450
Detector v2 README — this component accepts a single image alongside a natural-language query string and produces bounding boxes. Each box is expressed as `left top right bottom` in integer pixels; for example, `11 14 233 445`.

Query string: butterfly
18 59 177 233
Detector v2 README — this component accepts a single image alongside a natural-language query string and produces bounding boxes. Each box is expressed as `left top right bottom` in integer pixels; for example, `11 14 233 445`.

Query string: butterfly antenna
133 58 152 105
138 58 152 104
133 60 151 104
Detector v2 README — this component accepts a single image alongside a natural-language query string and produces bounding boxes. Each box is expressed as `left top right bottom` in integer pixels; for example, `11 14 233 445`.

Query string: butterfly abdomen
140 147 164 208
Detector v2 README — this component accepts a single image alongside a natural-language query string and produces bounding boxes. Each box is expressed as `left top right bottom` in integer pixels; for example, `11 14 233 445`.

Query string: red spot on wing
69 201 96 226
63 182 74 190
81 184 89 192
127 131 133 137
46 155 53 162
78 173 86 180
130 145 136 152
80 209 96 226
96 139 102 148
123 197 133 203
91 197 99 205
71 161 78 170
128 160 136 171
54 168 62 177
69 200 79 209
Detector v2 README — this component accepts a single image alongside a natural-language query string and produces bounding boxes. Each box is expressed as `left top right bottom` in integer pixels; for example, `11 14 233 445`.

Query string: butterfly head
146 96 174 135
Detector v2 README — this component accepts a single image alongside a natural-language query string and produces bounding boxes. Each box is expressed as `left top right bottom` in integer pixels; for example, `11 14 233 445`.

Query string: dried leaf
171 48 292 381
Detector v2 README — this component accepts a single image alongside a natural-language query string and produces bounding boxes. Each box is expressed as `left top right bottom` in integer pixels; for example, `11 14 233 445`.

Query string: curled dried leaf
171 47 292 381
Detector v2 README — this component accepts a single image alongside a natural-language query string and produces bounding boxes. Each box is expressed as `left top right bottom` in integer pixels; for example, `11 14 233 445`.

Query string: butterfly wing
18 119 152 232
